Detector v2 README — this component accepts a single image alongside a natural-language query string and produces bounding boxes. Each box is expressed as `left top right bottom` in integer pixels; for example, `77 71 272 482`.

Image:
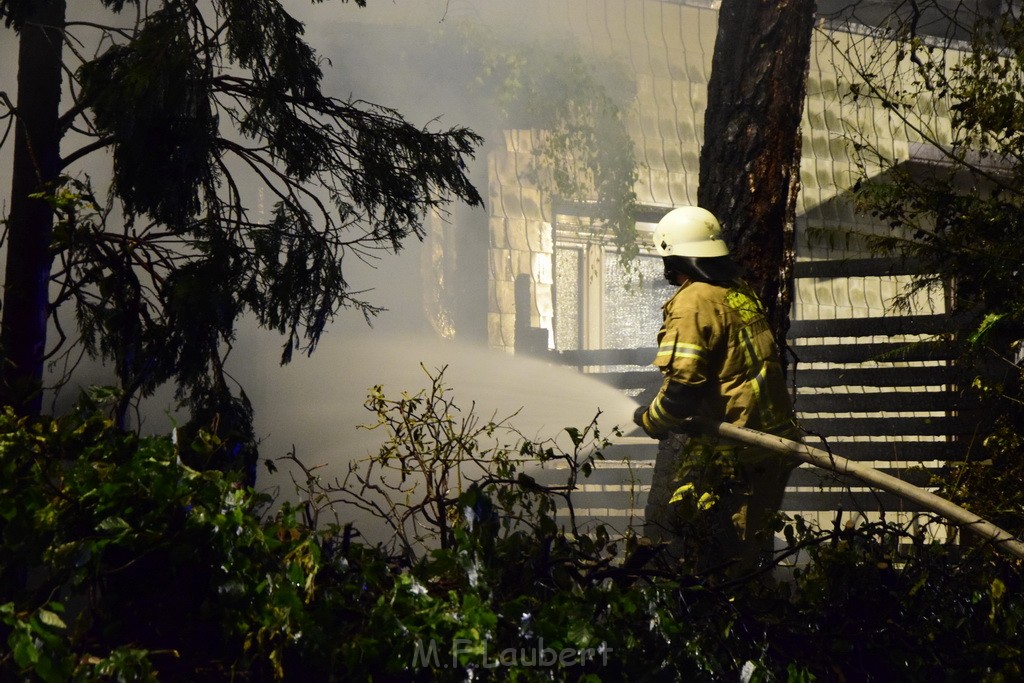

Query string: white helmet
652 207 729 258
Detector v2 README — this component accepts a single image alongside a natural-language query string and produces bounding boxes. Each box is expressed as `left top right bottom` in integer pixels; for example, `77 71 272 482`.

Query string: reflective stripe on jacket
643 279 796 439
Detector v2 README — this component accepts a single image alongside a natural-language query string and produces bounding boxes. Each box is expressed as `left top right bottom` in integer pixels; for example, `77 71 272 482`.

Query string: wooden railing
783 258 973 512
537 257 973 523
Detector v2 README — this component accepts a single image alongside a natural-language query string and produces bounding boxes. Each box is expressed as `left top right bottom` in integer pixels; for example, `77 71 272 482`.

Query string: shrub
1 378 1022 681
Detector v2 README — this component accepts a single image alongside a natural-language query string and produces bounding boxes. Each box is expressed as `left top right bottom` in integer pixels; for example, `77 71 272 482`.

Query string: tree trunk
1 0 66 415
697 0 815 350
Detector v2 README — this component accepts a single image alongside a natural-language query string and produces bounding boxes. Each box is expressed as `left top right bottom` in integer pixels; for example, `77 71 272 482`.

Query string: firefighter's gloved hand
678 417 703 436
633 406 668 440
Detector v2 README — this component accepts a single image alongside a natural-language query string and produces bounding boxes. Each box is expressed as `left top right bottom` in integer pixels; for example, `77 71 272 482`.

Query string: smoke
238 324 640 507
229 1 649 529
4 1 653 532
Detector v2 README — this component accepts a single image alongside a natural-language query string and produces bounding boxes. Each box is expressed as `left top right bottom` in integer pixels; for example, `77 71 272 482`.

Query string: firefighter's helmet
652 207 729 258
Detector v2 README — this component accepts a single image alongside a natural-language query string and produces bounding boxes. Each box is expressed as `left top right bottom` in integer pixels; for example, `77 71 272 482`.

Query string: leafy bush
1 379 1023 681
0 392 323 680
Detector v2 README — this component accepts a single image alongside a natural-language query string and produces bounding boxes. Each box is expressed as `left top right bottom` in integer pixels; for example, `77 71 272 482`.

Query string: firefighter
632 206 801 577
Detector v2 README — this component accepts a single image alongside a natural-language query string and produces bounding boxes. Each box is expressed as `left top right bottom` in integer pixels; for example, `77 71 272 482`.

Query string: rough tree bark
697 0 816 350
1 0 66 415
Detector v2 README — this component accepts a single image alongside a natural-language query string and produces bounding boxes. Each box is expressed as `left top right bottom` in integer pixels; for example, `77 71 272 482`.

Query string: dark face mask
663 263 686 285
662 255 741 285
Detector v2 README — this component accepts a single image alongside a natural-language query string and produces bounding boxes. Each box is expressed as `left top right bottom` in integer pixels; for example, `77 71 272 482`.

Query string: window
552 226 667 351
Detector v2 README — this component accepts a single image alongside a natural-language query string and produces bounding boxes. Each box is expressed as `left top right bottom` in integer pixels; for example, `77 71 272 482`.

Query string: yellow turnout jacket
640 279 797 441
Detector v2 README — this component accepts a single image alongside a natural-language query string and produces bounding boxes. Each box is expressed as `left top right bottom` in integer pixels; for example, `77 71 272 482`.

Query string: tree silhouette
0 0 483 420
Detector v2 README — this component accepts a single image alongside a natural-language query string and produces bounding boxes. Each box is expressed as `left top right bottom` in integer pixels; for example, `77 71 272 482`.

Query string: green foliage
2 376 1024 680
839 9 1024 327
78 6 218 227
772 515 1024 679
941 417 1024 538
836 5 1024 539
0 394 320 680
4 0 484 419
294 366 614 558
435 20 641 268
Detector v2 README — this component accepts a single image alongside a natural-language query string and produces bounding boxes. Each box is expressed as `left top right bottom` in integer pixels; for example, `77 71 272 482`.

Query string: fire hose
680 416 1024 562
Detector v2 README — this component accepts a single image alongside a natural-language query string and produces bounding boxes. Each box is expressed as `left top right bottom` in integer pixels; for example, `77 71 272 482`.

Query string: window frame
552 216 662 351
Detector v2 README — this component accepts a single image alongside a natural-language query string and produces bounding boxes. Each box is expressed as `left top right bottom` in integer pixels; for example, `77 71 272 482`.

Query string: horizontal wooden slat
548 496 641 512
788 466 939 488
793 257 925 279
555 339 958 367
598 439 967 464
782 490 933 512
527 468 650 488
561 490 648 507
535 466 940 490
799 416 965 437
789 314 953 338
598 443 661 461
795 439 966 461
794 391 965 413
593 370 661 389
788 341 956 364
552 347 656 366
561 488 937 513
793 365 958 388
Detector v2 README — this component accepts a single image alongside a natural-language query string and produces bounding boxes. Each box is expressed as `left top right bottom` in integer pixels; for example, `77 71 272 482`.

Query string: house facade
477 0 955 356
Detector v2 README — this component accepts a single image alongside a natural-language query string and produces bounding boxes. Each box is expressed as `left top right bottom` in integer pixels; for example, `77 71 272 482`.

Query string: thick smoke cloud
1 1 642 522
